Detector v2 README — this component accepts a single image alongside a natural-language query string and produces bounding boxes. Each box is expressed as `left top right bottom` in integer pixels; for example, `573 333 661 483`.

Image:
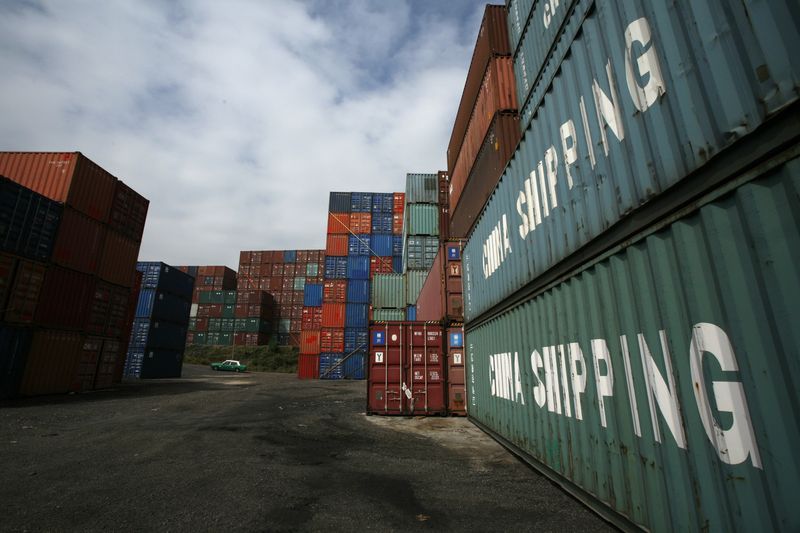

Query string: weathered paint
405 204 440 236
464 0 800 321
404 270 427 306
405 174 439 204
465 156 800 532
371 273 405 310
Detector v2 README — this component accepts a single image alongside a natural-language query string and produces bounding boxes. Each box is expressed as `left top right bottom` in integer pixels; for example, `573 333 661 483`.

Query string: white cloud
0 0 488 268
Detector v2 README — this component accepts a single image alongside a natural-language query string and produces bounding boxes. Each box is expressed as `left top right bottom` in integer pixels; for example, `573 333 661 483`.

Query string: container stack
414 241 466 414
312 191 404 380
447 5 518 239
297 280 323 379
189 265 236 315
237 250 324 346
460 1 800 531
402 174 440 311
124 262 194 379
370 273 405 322
0 152 148 397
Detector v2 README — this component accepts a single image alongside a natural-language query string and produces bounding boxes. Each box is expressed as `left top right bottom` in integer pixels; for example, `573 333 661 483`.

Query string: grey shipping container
463 0 800 321
405 174 439 204
371 273 405 310
465 152 800 532
371 308 405 322
405 204 439 236
405 270 428 307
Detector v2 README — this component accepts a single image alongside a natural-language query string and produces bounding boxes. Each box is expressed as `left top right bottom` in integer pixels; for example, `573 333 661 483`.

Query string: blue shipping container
136 262 194 299
348 234 371 256
392 255 403 274
325 257 348 279
135 289 192 324
0 325 32 399
125 347 183 379
371 193 394 214
319 353 344 380
346 280 370 304
344 328 368 353
371 212 393 233
350 192 373 213
346 256 369 280
0 177 62 261
283 250 296 263
303 283 323 307
329 192 351 213
345 303 369 328
342 352 365 379
130 318 188 351
371 234 392 257
406 305 416 321
392 235 403 256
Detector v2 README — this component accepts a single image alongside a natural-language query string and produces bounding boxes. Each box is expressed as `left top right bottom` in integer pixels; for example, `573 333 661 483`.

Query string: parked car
210 360 247 372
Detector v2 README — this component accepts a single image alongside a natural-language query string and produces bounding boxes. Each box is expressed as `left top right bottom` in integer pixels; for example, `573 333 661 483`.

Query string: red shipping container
0 152 117 223
20 329 83 396
291 291 304 305
297 354 320 379
286 333 300 347
415 241 464 323
326 234 348 257
237 290 270 305
259 264 272 277
4 258 46 323
86 281 112 335
327 213 351 234
51 208 106 275
270 264 282 276
447 326 466 416
109 180 149 242
393 193 405 213
291 304 303 319
234 303 271 319
234 332 270 346
75 336 103 392
350 212 372 234
194 317 209 331
302 307 322 330
438 171 450 243
297 250 309 262
269 277 283 291
239 251 250 265
35 266 95 330
392 213 403 234
320 328 344 353
323 280 346 303
267 251 283 263
98 229 139 288
281 277 294 291
105 284 130 338
368 322 445 415
197 304 223 318
321 303 345 328
94 338 121 390
290 319 302 333
300 330 321 354
370 256 394 277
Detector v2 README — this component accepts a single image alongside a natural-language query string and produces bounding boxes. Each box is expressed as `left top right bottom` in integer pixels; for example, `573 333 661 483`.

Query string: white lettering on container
625 17 666 112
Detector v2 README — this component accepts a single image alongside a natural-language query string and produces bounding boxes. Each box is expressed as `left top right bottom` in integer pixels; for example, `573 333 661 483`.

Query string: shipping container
371 274 405 310
449 112 520 239
0 152 117 223
371 213 393 234
347 234 371 256
322 280 347 303
345 303 369 328
92 338 121 390
371 193 394 213
20 329 83 396
405 270 428 306
320 328 344 353
447 5 512 173
350 212 372 234
405 204 440 236
233 332 270 347
0 176 62 261
0 252 16 308
325 234 348 257
344 328 368 353
350 192 373 213
392 256 403 274
415 241 464 323
305 262 319 277
98 230 139 287
322 303 345 328
136 289 191 324
465 150 800 531
369 256 394 277
131 348 182 379
137 262 194 298
342 352 366 379
75 336 103 392
405 305 417 321
324 257 348 279
109 180 148 242
130 318 188 350
464 0 800 321
449 57 517 192
329 192 351 213
437 171 450 243
346 256 369 280
34 266 95 330
370 233 392 256
372 308 405 322
283 250 296 263
367 322 446 415
404 174 438 205
319 353 344 380
392 213 403 234
0 325 32 399
50 207 105 275
327 212 351 234
302 306 323 330
303 283 323 307
4 258 46 323
299 330 321 355
404 236 439 271
297 354 320 379
446 326 466 416
346 279 370 304
114 271 141 382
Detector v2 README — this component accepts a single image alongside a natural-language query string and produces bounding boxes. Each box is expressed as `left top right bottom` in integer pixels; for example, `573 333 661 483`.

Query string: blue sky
0 0 491 268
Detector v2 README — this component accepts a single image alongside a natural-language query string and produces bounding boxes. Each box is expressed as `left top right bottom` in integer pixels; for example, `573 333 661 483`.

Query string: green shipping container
278 319 291 334
208 318 235 332
465 154 800 532
306 263 319 277
371 274 405 309
405 204 439 236
405 270 427 306
198 291 223 304
405 173 438 204
223 291 237 304
234 318 270 333
222 304 235 319
372 309 405 322
294 277 306 291
188 318 197 331
192 332 206 345
206 332 232 346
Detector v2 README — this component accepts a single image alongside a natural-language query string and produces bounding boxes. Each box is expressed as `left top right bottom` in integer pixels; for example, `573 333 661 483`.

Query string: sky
0 0 490 268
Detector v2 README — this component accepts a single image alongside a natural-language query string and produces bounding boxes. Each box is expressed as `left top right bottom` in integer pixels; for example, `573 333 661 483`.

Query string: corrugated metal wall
465 153 800 532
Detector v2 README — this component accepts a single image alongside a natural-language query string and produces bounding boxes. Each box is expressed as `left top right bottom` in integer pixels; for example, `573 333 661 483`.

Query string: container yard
1 1 798 531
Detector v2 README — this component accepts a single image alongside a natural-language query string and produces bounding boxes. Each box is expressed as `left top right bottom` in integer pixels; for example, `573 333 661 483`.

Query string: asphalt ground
0 364 615 532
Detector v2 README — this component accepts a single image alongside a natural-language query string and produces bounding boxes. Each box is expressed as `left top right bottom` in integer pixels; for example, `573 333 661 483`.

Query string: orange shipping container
20 329 83 396
51 208 106 275
302 307 323 330
94 339 121 390
0 151 117 223
350 212 372 234
392 213 403 234
300 330 321 355
393 193 405 214
98 229 140 288
321 303 345 328
323 280 346 303
297 354 320 379
327 213 351 234
320 328 344 352
326 234 348 257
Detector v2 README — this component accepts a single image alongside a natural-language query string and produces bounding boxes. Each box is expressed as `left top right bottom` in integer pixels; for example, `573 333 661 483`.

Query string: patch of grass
184 343 298 373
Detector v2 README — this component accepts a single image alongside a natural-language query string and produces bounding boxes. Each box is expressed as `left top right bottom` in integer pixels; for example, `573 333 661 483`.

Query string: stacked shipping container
237 249 323 346
0 152 148 397
461 0 800 531
185 265 237 345
402 174 440 309
124 262 193 378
